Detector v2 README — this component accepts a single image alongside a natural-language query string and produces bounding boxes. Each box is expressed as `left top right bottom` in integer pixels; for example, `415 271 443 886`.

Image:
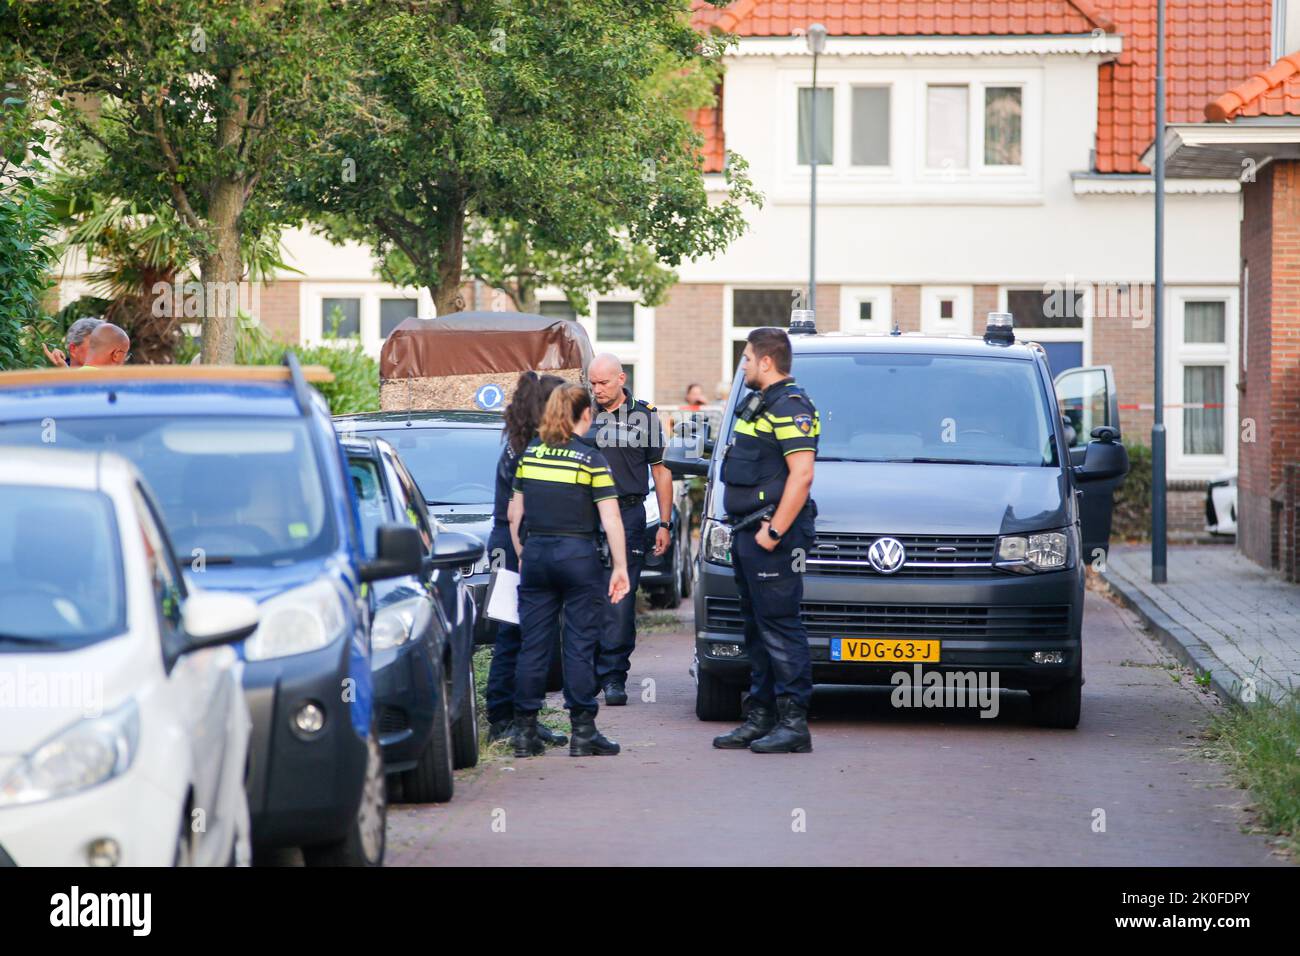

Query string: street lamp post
807 23 827 319
1152 1 1167 584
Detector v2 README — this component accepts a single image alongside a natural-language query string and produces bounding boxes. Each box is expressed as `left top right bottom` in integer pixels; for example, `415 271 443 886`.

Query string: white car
0 447 258 866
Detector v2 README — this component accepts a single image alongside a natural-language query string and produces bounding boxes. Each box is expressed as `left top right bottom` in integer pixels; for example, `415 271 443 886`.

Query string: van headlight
703 519 733 566
0 701 139 807
995 529 1071 573
372 597 428 651
246 580 348 661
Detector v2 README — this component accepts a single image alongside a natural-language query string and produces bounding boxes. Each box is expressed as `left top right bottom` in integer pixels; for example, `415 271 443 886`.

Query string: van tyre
696 667 743 722
1030 672 1082 729
451 649 480 769
303 724 387 867
403 667 454 802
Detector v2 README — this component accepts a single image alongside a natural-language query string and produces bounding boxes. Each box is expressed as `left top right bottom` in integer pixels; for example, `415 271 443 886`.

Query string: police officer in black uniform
585 353 672 706
508 384 631 757
713 327 820 754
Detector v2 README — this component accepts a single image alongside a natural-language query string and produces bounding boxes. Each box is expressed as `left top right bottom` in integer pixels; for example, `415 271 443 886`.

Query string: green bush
1111 439 1152 542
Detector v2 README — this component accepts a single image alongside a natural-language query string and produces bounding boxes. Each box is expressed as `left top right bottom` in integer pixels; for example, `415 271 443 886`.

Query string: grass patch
472 645 568 758
636 610 682 634
1208 692 1300 856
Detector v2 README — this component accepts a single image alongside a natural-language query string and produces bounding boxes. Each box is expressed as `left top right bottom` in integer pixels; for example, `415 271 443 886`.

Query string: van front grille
704 596 1070 640
808 532 998 577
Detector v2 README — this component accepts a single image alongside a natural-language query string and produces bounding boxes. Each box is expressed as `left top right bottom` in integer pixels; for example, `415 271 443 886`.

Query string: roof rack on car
282 350 317 417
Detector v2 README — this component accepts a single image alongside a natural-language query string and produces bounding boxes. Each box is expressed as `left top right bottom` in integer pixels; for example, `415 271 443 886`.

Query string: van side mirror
665 422 709 477
1072 428 1129 483
360 524 424 582
427 530 485 571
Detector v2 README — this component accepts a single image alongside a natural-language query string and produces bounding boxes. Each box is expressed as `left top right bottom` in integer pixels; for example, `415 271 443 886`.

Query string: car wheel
648 536 683 609
402 667 455 802
451 648 480 770
302 724 387 866
696 667 743 722
1029 672 1082 729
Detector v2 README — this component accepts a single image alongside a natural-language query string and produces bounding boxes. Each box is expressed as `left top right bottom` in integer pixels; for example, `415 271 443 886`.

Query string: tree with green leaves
290 0 759 316
3 0 345 362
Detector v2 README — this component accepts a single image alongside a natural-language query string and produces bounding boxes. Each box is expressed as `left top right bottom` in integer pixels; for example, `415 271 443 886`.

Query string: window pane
797 87 833 165
851 86 890 166
926 85 968 169
859 300 873 322
1184 301 1226 343
538 300 578 321
732 339 748 373
380 298 418 339
1007 288 1083 329
733 289 798 328
939 298 954 320
621 364 635 393
984 87 1022 166
322 297 360 339
596 301 635 341
1184 365 1225 455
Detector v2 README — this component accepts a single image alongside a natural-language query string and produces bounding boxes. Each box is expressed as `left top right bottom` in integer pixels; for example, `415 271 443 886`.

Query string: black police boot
535 721 569 747
711 701 777 750
749 697 813 754
511 713 546 758
569 711 620 756
487 718 513 744
603 682 629 706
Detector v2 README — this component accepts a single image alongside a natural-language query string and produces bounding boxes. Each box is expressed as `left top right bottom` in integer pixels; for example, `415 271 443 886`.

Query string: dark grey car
666 315 1128 729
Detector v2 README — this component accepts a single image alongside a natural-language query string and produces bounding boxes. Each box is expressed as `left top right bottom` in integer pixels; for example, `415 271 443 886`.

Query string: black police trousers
514 534 606 715
731 507 815 709
595 500 646 688
485 523 558 724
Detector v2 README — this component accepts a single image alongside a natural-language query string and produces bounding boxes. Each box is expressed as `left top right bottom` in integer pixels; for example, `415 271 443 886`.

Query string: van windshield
739 352 1057 467
0 417 335 565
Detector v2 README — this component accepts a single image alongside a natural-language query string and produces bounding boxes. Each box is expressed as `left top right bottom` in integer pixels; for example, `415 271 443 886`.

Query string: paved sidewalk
1102 544 1300 705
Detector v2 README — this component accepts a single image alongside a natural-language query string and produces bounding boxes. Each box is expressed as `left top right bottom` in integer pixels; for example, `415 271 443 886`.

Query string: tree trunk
430 193 467 317
198 181 245 364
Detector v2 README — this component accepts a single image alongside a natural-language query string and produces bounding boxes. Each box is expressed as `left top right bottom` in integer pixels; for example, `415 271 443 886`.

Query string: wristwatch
658 521 671 531
766 525 783 542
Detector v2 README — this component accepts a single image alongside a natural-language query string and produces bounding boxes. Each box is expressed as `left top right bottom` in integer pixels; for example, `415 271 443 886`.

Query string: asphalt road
385 587 1286 866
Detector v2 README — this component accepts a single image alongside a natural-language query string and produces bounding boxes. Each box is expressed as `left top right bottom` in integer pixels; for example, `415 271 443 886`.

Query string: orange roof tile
1206 51 1300 121
691 1 1110 35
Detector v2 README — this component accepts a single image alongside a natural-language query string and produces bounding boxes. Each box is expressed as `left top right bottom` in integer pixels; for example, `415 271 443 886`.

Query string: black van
666 313 1128 729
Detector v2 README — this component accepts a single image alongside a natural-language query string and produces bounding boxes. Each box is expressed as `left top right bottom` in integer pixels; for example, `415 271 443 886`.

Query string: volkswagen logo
867 536 907 574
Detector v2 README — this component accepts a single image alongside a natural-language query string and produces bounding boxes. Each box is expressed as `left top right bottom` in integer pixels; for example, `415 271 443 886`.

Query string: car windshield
733 352 1057 467
348 457 390 560
0 417 335 565
368 425 501 504
0 484 126 647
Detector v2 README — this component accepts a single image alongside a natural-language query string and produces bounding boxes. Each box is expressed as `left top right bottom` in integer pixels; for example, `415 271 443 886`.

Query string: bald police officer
713 327 819 754
585 353 673 706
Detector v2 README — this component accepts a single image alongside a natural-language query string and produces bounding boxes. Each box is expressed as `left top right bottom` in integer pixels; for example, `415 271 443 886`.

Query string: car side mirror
427 530 485 570
1072 429 1129 483
182 591 260 650
665 435 709 477
360 524 424 582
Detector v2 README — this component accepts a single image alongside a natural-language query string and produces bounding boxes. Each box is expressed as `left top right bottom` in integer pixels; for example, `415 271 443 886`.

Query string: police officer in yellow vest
713 328 820 754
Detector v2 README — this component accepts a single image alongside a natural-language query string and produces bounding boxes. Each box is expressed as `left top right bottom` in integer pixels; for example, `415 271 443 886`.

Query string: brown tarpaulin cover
380 311 594 380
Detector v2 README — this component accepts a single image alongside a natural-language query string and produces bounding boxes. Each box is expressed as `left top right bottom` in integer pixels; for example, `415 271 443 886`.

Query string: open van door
1054 365 1124 566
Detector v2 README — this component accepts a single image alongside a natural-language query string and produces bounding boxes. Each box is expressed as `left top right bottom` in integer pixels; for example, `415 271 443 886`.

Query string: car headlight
703 519 733 566
372 597 428 651
0 700 139 807
995 529 1071 573
246 579 348 661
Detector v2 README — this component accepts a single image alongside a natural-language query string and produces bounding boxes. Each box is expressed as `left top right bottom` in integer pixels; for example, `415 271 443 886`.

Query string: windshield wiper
0 634 62 646
889 457 1020 466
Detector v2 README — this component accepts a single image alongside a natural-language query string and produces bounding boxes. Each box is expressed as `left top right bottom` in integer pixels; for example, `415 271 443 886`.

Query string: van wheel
302 725 387 866
403 667 455 802
696 668 742 722
451 649 480 770
1030 673 1082 729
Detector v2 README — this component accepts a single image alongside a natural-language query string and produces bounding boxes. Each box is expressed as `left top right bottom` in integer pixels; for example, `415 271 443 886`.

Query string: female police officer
485 371 565 745
507 384 631 757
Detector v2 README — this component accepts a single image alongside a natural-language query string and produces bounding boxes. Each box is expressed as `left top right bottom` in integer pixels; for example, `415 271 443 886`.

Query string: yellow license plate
831 638 941 663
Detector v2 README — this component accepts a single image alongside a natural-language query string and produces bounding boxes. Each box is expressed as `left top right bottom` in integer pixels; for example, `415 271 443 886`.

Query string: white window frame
300 282 433 359
998 285 1093 367
536 291 656 401
1165 286 1238 479
839 285 893 333
920 285 973 335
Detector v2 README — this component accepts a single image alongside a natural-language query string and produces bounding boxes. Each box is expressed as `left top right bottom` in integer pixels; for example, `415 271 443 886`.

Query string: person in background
42 317 104 368
684 383 706 411
507 384 629 758
78 323 131 368
485 371 566 746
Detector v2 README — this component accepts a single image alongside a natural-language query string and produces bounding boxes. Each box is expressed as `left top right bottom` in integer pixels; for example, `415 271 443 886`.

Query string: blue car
343 435 483 803
0 356 425 865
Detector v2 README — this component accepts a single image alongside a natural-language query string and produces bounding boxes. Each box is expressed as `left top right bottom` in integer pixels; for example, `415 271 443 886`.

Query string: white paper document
485 568 520 625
